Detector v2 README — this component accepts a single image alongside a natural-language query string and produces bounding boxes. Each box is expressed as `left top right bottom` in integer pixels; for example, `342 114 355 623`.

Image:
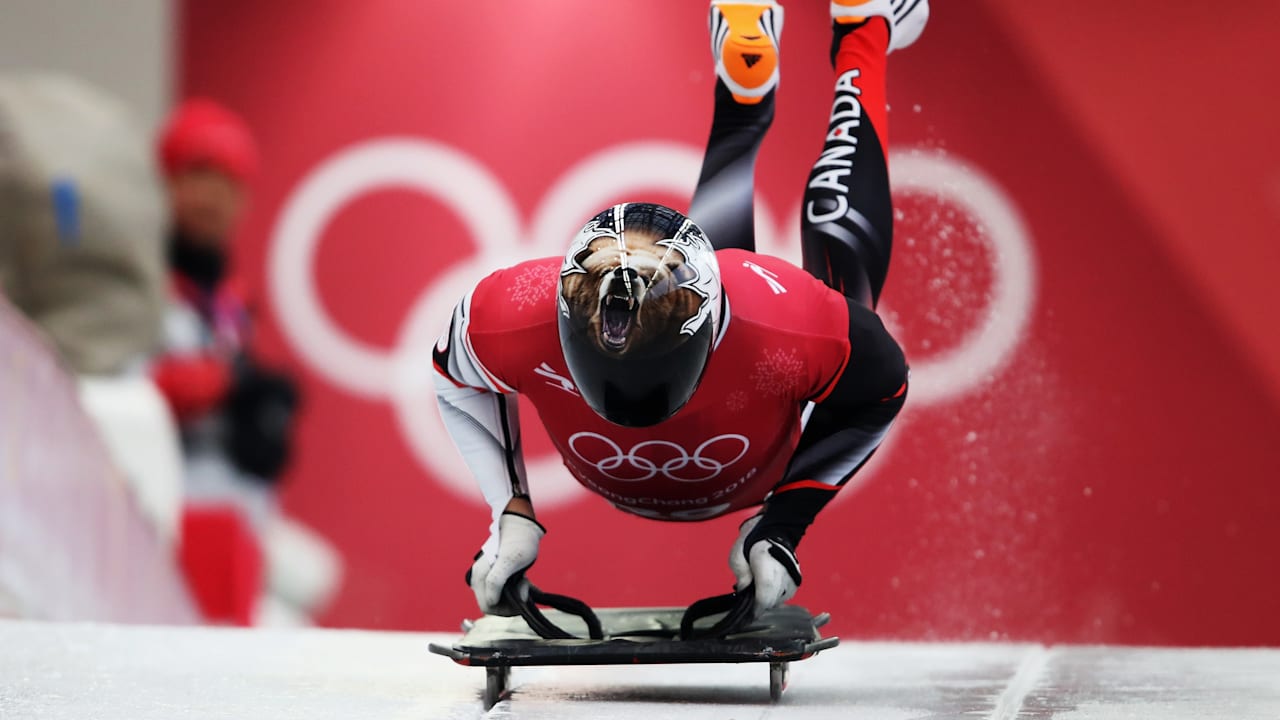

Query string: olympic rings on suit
567 432 750 483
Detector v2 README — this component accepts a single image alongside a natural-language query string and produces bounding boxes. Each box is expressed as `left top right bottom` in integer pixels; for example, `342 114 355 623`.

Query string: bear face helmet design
557 203 724 427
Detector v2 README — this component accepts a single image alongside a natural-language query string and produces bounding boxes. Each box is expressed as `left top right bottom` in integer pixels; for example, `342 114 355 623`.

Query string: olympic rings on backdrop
268 139 1035 509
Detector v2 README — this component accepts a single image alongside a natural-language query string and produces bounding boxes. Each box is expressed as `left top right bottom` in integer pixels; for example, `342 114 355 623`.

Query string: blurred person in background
153 100 345 627
150 98 301 527
152 98 343 625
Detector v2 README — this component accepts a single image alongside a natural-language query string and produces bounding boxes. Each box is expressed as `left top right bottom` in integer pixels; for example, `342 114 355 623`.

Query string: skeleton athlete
434 0 929 617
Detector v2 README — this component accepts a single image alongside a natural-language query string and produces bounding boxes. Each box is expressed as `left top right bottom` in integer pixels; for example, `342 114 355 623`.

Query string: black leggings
688 69 892 310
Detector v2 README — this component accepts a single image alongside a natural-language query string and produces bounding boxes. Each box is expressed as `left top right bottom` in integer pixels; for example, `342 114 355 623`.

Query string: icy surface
2 620 1278 719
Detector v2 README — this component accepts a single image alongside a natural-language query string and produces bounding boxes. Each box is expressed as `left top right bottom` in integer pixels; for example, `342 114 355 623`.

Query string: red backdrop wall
180 1 1280 644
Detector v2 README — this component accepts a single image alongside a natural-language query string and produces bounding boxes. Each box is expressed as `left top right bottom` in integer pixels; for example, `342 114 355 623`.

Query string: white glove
728 514 802 615
468 512 545 614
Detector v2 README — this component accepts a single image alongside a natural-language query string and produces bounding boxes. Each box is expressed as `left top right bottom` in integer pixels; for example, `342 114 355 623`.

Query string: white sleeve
432 293 529 552
433 369 529 509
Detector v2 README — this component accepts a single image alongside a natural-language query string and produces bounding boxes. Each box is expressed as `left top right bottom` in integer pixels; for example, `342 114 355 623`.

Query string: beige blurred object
0 72 166 376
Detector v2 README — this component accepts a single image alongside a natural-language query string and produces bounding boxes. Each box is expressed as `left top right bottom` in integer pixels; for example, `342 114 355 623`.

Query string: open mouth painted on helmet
600 294 638 351
597 263 650 352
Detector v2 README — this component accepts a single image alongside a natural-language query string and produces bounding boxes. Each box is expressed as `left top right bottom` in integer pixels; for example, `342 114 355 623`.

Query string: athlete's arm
751 297 908 550
432 293 532 522
431 373 532 517
434 293 547 613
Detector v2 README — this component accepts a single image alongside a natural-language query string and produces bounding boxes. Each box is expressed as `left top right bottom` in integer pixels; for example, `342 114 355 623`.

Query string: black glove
223 354 300 482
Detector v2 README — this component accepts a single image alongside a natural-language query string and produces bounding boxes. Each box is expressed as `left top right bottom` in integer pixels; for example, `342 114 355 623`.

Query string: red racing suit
433 248 907 550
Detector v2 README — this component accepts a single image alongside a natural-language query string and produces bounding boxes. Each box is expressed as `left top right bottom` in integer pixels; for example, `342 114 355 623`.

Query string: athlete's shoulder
718 249 848 338
467 256 562 335
438 256 560 394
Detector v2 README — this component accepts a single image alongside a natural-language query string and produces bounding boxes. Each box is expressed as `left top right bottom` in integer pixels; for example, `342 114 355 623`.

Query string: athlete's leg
689 1 783 252
801 1 928 308
801 20 891 307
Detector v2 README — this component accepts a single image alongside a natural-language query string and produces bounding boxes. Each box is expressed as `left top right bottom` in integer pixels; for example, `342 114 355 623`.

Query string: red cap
158 98 259 182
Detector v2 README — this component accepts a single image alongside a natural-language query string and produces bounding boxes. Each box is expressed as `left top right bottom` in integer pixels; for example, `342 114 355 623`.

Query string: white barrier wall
0 297 197 623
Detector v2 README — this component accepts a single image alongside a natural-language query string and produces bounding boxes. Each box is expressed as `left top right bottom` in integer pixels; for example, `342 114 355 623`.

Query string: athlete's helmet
557 203 724 427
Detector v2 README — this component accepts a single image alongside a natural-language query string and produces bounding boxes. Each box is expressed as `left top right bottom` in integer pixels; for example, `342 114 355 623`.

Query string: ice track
2 619 1278 718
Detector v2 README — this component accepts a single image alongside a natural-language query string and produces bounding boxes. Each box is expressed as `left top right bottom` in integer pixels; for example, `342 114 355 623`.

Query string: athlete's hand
467 510 545 615
728 514 802 615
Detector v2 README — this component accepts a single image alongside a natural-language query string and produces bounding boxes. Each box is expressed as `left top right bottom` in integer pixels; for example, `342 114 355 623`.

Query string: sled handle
502 574 605 640
679 584 756 640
